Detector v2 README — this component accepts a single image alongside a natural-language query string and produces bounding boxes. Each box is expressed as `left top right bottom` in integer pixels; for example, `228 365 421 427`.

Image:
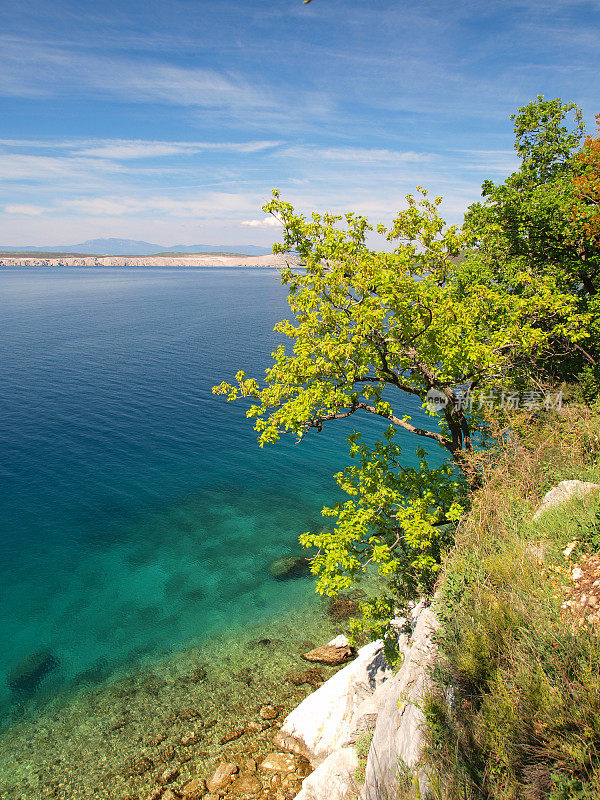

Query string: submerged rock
188 665 208 683
288 668 325 687
127 755 154 777
158 791 179 800
180 729 203 746
6 648 59 693
219 727 245 745
179 778 206 799
158 766 179 785
328 595 359 620
268 556 311 580
229 772 263 796
206 761 238 793
260 752 298 773
259 703 279 720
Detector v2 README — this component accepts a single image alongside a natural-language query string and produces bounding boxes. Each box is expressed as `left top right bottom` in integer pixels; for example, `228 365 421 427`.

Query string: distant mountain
0 238 271 256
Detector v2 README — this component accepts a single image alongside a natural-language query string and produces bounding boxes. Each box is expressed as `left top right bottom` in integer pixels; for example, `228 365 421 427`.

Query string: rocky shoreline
136 601 438 800
0 581 439 800
0 254 295 268
0 594 358 800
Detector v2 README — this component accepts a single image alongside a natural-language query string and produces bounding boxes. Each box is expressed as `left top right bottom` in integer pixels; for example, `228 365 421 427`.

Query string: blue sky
1 0 599 247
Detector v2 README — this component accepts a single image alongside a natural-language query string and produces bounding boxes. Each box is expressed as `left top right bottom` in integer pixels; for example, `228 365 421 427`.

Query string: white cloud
4 204 46 215
241 217 282 228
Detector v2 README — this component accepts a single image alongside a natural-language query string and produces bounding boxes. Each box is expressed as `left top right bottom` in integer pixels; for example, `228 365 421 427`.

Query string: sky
1 0 599 247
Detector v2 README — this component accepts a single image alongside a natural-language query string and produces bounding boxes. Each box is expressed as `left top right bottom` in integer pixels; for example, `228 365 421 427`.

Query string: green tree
213 184 582 626
463 96 599 383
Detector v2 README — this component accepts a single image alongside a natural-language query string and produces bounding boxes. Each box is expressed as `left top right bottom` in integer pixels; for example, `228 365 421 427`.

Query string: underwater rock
234 667 254 686
219 727 245 745
229 772 263 796
259 703 279 720
246 719 270 732
180 729 203 746
206 761 238 793
260 752 298 773
73 657 112 688
6 648 59 693
328 596 359 621
159 791 180 800
127 755 154 776
268 556 311 580
180 777 206 798
158 766 179 784
189 665 208 683
288 668 325 687
157 743 176 762
176 706 201 721
251 636 285 650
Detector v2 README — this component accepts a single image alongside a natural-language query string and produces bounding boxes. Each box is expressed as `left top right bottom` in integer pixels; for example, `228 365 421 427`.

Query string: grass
423 404 600 800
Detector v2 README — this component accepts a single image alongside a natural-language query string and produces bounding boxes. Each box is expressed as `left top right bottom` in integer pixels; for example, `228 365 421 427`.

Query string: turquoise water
0 266 431 728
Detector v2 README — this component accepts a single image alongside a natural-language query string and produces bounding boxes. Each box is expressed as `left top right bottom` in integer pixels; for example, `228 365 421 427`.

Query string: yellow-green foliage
425 406 600 800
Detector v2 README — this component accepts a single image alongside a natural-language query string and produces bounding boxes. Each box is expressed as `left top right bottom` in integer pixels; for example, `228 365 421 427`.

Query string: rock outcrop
278 601 438 800
533 479 600 521
361 603 438 800
275 638 392 767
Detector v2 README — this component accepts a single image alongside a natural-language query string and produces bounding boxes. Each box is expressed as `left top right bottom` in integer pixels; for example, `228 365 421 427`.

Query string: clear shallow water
0 266 432 730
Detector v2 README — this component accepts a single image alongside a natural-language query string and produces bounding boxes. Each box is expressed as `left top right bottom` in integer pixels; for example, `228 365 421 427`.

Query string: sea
0 266 435 798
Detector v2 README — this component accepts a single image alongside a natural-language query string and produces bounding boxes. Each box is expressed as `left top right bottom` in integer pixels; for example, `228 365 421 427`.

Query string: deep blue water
0 267 432 723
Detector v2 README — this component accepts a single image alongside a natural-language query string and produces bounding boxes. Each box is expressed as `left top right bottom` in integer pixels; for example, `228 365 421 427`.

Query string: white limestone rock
533 480 600 521
293 747 359 800
275 640 392 766
361 604 438 800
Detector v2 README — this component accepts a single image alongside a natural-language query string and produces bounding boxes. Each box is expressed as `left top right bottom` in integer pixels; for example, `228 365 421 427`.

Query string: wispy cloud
73 140 279 159
281 146 431 164
59 192 260 218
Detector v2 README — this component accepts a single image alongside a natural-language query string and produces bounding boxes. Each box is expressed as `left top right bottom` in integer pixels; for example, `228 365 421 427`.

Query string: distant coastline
0 253 294 268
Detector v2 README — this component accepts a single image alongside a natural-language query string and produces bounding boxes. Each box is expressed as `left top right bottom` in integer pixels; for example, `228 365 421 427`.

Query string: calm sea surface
0 266 429 728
